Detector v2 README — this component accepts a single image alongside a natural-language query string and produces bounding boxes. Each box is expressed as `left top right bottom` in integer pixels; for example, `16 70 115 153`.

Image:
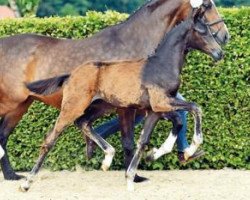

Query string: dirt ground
0 169 249 200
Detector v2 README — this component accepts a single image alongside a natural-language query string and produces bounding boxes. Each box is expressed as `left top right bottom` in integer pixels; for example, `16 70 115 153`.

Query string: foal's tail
26 74 70 95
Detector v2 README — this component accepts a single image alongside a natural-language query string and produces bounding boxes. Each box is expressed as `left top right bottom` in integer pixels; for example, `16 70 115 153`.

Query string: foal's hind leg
0 98 33 180
74 99 114 159
20 95 94 192
80 123 115 171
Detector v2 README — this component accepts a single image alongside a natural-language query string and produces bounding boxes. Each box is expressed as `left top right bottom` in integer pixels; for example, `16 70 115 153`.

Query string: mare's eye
203 3 212 10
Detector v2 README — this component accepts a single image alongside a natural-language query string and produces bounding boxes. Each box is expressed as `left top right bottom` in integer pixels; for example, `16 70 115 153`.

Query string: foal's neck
142 20 192 92
155 20 191 68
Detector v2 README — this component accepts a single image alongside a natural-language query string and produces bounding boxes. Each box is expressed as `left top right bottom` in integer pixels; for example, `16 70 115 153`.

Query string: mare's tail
26 74 70 95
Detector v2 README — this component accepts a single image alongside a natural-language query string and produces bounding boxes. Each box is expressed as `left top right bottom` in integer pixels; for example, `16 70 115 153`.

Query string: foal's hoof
145 147 159 162
101 164 109 172
4 173 25 181
134 174 149 183
19 182 30 192
145 151 155 163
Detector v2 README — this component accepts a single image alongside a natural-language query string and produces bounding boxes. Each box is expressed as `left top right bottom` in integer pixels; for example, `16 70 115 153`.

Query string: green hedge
1 9 249 171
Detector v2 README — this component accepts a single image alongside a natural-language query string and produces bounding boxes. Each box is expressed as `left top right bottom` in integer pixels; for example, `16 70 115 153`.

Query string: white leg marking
0 145 5 159
126 167 136 191
127 178 135 191
184 133 203 159
101 147 115 171
184 108 203 159
153 132 177 160
20 174 34 192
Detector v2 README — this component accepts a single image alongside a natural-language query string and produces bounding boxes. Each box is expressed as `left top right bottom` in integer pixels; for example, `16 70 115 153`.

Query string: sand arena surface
0 169 249 200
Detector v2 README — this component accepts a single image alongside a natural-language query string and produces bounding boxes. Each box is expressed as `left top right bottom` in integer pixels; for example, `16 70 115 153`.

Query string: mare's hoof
134 174 149 183
4 173 25 181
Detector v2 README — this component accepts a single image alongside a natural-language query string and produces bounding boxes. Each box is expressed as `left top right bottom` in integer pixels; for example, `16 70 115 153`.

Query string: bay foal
22 7 222 191
0 0 229 180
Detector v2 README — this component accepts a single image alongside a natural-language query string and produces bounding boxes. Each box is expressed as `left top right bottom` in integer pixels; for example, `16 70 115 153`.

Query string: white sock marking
102 147 115 171
0 145 5 159
153 132 177 160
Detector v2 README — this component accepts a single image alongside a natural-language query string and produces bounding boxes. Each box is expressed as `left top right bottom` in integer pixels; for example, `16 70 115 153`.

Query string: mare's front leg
0 98 33 180
126 111 160 191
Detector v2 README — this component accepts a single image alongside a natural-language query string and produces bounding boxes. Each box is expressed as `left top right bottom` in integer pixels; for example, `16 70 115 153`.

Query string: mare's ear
190 0 203 8
189 0 203 23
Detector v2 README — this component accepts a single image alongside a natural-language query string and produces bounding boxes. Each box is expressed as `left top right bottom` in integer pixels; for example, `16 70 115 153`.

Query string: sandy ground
0 169 249 200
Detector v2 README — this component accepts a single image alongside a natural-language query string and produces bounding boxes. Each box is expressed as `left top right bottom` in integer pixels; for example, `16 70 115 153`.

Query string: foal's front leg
169 99 203 160
146 111 182 161
126 111 160 191
117 108 148 183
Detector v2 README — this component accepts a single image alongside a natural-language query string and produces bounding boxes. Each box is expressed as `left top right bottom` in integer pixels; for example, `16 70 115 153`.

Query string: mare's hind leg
0 98 33 180
146 112 182 161
126 111 160 191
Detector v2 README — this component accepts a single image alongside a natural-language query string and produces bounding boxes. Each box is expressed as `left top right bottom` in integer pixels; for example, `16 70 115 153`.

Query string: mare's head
163 0 230 45
186 1 223 61
200 0 230 45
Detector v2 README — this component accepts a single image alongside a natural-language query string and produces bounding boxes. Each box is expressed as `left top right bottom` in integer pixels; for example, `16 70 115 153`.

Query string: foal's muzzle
211 49 223 61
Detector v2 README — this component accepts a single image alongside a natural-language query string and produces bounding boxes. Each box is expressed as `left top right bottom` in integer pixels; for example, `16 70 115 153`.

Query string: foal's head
187 6 223 61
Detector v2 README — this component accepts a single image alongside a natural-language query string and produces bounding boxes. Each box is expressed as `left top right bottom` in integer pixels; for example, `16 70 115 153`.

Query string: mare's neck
119 0 189 55
79 0 190 57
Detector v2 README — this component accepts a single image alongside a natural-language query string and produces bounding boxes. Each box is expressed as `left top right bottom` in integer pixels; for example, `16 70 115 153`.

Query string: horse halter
201 2 224 37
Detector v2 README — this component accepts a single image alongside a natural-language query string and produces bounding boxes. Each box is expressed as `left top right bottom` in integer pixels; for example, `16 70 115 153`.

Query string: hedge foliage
0 9 249 171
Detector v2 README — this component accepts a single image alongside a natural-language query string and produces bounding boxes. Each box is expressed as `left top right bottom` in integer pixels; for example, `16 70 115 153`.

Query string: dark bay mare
21 6 223 191
0 0 229 180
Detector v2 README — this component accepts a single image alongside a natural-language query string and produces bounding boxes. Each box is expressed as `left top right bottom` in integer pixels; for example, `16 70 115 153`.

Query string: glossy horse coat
0 0 229 180
22 8 222 191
